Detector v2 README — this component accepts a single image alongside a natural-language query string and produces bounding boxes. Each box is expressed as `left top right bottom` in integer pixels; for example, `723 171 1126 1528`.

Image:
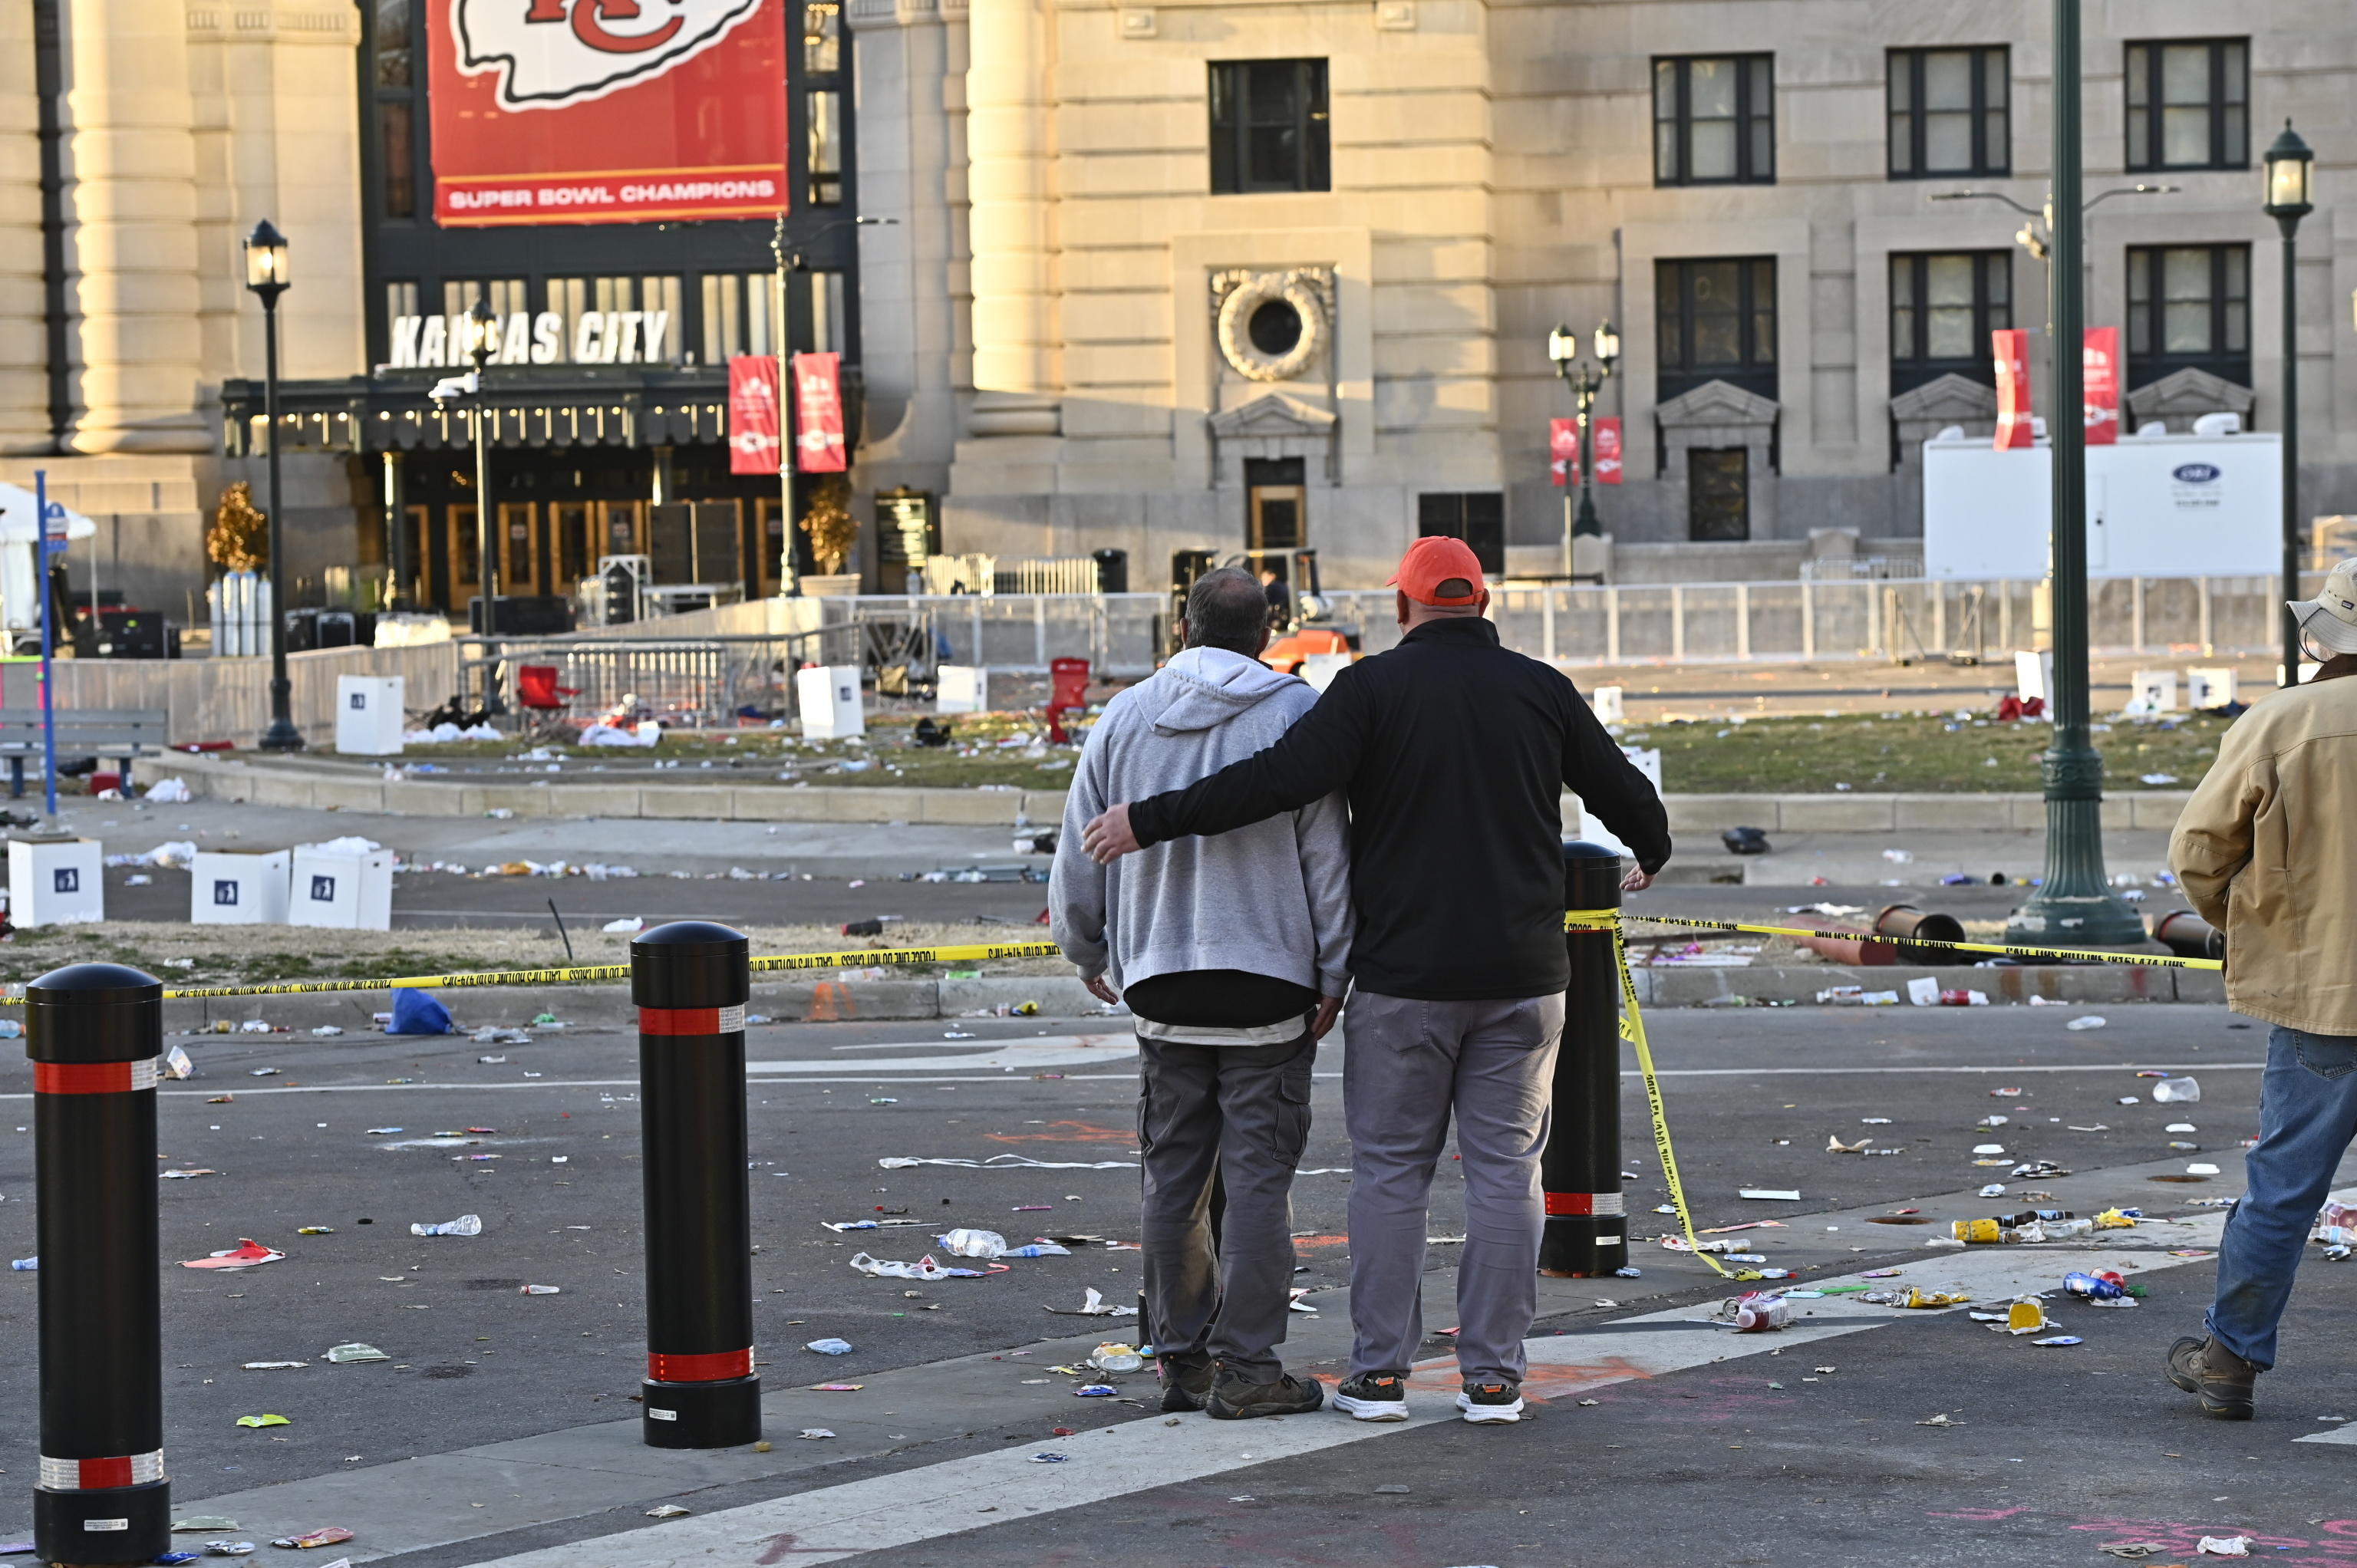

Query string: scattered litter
602 917 645 934
234 1415 290 1428
644 1505 691 1520
311 1026 344 1039
164 1046 194 1079
848 1253 978 1281
241 1362 305 1371
813 1383 862 1391
519 1284 561 1296
268 1529 352 1550
1028 1453 1070 1464
1915 1413 1960 1427
1723 1292 1788 1332
181 1240 284 1270
1739 1189 1802 1201
201 1544 255 1557
9 1259 31 1270
171 1520 242 1533
805 1338 855 1355
162 1169 219 1181
323 1345 389 1363
2065 1016 2108 1031
1074 1384 1116 1397
938 1228 1010 1259
798 1429 836 1440
2152 1076 2202 1103
1044 1288 1137 1316
2197 1537 2253 1557
1090 1342 1145 1372
410 1214 483 1237
2030 1336 2084 1346
2187 1162 2221 1175
881 1155 1139 1171
2097 1543 2170 1560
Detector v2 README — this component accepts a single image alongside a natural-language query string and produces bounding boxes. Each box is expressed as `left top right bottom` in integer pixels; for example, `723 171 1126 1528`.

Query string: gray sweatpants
1136 1033 1315 1383
1342 991 1565 1384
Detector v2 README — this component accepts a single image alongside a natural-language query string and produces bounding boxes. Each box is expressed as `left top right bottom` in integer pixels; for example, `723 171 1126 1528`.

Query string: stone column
0 0 48 453
961 0 1058 435
61 0 209 453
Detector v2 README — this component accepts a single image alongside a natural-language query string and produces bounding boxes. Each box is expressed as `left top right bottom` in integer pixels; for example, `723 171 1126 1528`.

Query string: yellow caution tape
1564 908 1726 1278
1581 911 2219 972
0 940 1067 1005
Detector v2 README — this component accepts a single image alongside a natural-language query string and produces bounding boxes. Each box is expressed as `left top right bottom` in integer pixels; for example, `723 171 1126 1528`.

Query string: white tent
0 483 96 544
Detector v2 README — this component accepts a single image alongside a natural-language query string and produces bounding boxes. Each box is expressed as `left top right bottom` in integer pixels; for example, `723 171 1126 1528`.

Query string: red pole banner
1549 418 1578 486
2082 326 2119 446
792 351 847 473
1594 417 1624 485
427 0 787 227
727 356 780 476
1992 328 2034 450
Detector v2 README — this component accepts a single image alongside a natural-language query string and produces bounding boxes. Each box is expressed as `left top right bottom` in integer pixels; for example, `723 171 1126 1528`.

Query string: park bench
0 708 170 798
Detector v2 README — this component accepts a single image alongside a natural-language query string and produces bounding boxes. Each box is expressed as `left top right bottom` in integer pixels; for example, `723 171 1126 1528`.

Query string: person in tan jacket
2164 557 2357 1421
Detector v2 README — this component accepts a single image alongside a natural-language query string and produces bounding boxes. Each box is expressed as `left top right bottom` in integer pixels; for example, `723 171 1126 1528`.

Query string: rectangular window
700 273 777 364
1209 60 1330 195
441 278 527 318
1887 46 2008 178
1656 256 1778 403
2126 38 2247 170
2126 244 2250 388
384 280 419 331
1415 493 1505 576
1653 55 1773 186
377 101 414 218
802 0 839 74
808 90 842 205
806 271 846 355
1889 252 2012 394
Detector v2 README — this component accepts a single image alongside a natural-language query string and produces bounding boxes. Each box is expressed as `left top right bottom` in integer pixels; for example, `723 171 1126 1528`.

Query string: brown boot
2167 1335 2259 1420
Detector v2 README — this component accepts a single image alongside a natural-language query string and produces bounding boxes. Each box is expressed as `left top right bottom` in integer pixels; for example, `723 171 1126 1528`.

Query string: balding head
1183 567 1271 656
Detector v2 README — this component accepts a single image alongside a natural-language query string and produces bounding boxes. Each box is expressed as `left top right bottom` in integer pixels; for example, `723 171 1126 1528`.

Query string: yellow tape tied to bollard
1564 908 1726 1279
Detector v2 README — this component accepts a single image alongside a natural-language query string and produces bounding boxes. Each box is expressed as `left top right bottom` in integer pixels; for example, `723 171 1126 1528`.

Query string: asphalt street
0 998 2290 1564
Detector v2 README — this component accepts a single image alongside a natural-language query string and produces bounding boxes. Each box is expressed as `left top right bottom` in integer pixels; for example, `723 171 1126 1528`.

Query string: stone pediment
1207 391 1337 440
1655 378 1779 429
1889 372 1997 423
2125 366 2255 419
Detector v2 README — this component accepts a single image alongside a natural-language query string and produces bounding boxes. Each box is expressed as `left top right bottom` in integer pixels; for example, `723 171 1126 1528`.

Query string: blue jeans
2205 1024 2357 1369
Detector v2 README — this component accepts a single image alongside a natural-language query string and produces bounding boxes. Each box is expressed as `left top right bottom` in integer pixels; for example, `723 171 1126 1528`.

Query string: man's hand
1311 995 1345 1040
1080 973 1120 1006
1083 804 1141 865
1620 863 1655 893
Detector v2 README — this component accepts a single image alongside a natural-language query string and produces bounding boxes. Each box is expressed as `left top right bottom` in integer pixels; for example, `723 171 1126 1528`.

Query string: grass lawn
1624 709 2232 794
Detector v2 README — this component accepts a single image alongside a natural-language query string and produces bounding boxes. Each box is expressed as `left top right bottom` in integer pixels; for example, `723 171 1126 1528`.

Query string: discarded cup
410 1214 483 1237
805 1338 855 1356
2152 1077 2202 1103
1089 1343 1146 1373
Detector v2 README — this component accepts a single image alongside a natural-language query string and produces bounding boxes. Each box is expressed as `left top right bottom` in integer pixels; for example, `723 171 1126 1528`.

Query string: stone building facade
848 0 2357 590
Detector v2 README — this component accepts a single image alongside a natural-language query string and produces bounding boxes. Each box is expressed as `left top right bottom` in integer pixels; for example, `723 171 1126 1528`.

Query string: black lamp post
2003 0 2143 950
467 294 499 650
1548 320 1619 576
242 220 302 753
2264 119 2314 687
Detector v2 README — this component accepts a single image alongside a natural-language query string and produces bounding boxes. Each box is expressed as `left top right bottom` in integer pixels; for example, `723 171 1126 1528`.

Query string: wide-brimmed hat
2289 558 2357 656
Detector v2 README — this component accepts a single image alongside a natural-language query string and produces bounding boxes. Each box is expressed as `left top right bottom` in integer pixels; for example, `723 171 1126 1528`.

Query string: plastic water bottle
2064 1270 2126 1300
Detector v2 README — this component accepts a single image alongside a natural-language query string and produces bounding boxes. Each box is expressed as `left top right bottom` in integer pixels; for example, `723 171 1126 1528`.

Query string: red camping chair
1044 657 1089 744
515 664 579 713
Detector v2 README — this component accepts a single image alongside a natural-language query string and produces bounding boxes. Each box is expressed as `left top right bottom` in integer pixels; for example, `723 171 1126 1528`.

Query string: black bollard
1539 842 1627 1277
29 963 169 1563
634 921 760 1448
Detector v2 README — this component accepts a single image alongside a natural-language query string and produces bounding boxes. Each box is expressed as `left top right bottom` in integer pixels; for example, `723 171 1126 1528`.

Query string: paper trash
181 1240 285 1271
410 1214 483 1237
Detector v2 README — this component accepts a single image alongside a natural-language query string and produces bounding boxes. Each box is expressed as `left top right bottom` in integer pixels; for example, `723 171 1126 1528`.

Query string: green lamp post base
2003 742 2148 949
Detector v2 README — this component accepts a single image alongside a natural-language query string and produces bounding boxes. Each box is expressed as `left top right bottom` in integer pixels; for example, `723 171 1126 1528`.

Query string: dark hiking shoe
1205 1368 1326 1420
1333 1370 1411 1422
1159 1352 1214 1412
2167 1335 2258 1420
1457 1378 1525 1424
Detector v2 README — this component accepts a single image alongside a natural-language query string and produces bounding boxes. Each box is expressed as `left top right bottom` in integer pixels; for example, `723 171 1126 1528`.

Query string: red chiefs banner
427 0 787 227
2082 326 2120 446
792 351 846 473
1593 417 1623 485
1992 328 2033 451
1549 418 1578 486
727 355 780 475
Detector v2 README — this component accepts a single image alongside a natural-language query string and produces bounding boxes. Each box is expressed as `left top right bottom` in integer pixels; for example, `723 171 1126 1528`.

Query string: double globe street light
1548 320 1620 578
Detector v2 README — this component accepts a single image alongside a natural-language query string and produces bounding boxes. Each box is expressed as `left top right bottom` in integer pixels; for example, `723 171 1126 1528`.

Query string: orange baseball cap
1388 535 1486 607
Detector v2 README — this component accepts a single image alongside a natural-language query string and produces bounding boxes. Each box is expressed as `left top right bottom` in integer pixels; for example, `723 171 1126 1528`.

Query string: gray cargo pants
1137 1032 1316 1382
1341 991 1565 1384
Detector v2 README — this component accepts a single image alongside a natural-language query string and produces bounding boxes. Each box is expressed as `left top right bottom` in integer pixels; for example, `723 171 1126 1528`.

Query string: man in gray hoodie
1050 567 1352 1421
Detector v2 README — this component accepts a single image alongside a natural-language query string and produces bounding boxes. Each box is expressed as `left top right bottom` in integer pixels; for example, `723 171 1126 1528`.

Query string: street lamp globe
1547 324 1577 369
1592 319 1620 368
467 295 498 370
242 220 289 297
2263 120 2314 222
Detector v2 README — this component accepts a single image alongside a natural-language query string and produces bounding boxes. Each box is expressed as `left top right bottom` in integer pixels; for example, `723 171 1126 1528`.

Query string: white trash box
335 675 405 756
2187 667 2239 710
797 665 865 740
190 850 291 925
289 845 395 931
2127 668 2179 713
8 835 102 927
936 665 988 715
1591 684 1626 725
1567 747 1663 860
2015 649 2055 705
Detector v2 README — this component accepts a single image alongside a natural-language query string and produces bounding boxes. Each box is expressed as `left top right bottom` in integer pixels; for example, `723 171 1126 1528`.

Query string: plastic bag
410 1214 483 1237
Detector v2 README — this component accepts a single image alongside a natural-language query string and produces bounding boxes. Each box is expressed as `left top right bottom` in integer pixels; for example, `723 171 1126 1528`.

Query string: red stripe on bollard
648 1348 753 1382
638 1005 747 1036
38 1452 163 1491
32 1059 157 1095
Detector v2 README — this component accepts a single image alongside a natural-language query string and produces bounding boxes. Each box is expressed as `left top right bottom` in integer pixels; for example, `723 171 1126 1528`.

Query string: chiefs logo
453 0 765 110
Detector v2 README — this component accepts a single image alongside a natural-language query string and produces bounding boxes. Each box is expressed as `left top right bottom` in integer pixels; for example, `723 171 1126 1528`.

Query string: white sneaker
1457 1380 1524 1423
1333 1371 1409 1421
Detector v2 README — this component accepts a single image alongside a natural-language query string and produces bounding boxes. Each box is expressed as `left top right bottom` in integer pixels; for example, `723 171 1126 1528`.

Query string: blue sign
214 880 239 906
310 875 337 902
52 868 76 894
2172 463 2222 484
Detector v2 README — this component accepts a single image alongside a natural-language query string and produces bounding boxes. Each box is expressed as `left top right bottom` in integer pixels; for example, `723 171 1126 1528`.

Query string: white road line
463 1227 2237 1568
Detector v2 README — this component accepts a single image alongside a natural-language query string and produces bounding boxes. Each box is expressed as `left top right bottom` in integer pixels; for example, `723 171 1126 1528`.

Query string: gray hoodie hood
1146 647 1304 735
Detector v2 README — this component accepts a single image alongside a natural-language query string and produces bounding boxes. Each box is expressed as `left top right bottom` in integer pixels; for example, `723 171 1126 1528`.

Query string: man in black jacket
1083 535 1670 1426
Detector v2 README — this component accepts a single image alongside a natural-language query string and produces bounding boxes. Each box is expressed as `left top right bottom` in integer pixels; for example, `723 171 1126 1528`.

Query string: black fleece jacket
1126 616 1671 1000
